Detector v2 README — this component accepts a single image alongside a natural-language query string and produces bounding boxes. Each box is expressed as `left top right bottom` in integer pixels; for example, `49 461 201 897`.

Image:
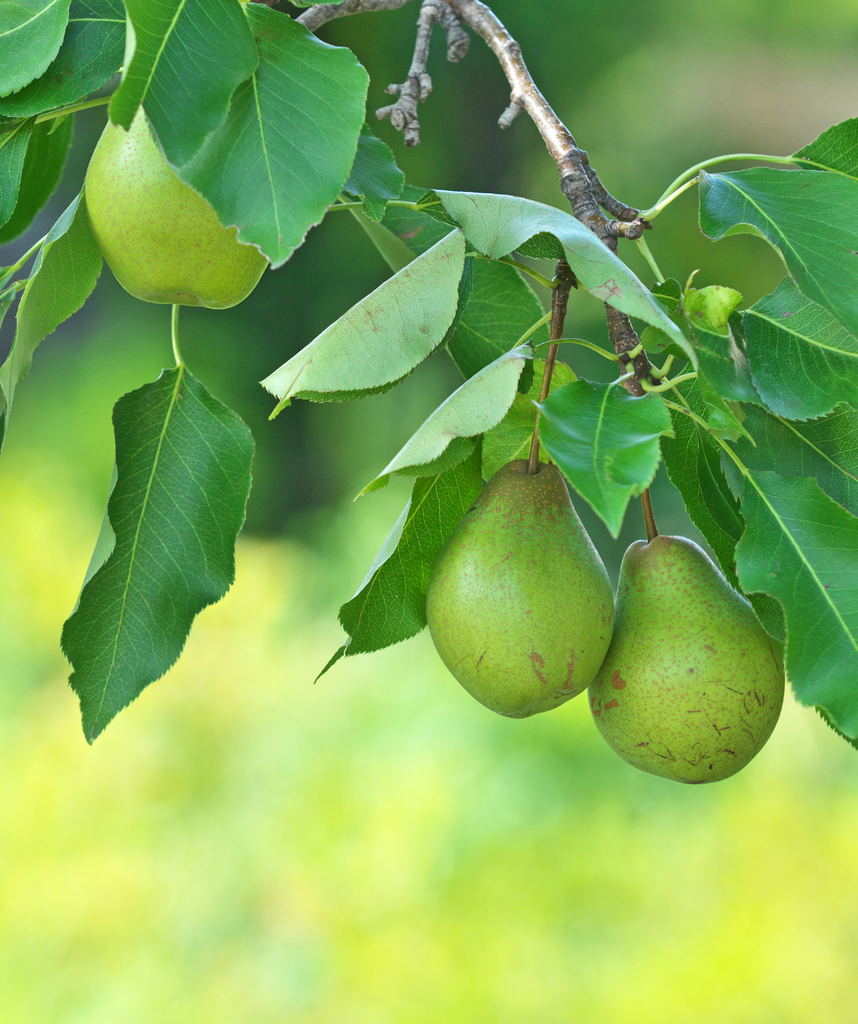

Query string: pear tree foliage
0 0 856 746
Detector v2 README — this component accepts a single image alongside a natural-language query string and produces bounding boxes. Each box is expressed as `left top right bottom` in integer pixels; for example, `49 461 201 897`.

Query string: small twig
297 0 416 32
527 260 575 474
376 0 466 146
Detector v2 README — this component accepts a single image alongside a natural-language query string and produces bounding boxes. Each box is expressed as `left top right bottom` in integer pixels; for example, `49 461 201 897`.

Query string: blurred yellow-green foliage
2 0 858 1019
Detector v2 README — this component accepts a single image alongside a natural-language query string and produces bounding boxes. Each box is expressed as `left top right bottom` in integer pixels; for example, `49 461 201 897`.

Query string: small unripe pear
426 460 614 717
85 110 267 309
589 535 784 783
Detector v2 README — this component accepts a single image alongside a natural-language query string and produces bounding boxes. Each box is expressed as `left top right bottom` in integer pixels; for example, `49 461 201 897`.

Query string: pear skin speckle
426 460 615 717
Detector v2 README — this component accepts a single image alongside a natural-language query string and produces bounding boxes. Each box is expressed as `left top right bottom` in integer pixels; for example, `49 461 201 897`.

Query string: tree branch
297 0 417 33
376 0 469 146
443 0 653 394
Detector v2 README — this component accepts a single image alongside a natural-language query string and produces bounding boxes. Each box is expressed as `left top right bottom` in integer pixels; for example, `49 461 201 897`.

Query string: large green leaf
61 366 254 742
792 117 858 178
361 345 530 493
110 0 258 167
0 191 101 448
261 230 465 409
0 0 70 96
182 5 368 267
321 445 483 675
343 124 405 223
0 0 124 117
538 380 673 537
426 190 694 363
447 258 549 379
727 403 858 517
734 470 858 739
481 359 577 480
699 168 858 337
0 118 35 229
743 277 858 420
660 381 745 581
0 115 73 244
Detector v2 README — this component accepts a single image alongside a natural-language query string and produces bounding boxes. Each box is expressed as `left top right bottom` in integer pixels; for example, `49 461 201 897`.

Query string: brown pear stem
641 488 659 542
527 259 576 474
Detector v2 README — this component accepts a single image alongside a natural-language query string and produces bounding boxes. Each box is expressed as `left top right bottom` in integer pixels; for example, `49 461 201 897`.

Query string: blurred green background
2 0 858 1019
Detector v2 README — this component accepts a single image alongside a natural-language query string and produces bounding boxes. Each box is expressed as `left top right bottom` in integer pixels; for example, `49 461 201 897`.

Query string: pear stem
171 304 184 366
527 259 576 474
641 488 659 542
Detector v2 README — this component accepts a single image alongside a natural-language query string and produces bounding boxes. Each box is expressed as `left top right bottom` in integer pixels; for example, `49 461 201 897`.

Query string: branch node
498 96 524 129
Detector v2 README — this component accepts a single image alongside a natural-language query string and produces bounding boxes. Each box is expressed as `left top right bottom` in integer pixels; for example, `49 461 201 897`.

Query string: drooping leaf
382 184 457 256
660 380 745 581
0 0 70 97
426 190 694 363
447 257 549 379
0 191 101 448
699 168 858 337
322 444 483 673
361 345 530 493
182 5 368 267
0 115 73 244
735 470 858 739
726 403 858 517
61 366 254 742
657 379 785 641
792 117 858 178
350 208 417 274
743 277 858 420
0 0 124 117
0 119 35 229
481 359 577 480
651 278 683 314
261 230 465 409
111 0 258 166
343 124 405 222
538 380 673 537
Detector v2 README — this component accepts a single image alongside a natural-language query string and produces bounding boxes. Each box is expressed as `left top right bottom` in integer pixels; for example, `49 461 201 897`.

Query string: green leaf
0 191 102 449
792 117 858 178
382 184 457 255
683 286 762 408
513 232 565 261
727 403 858 517
0 0 124 117
0 115 73 244
447 258 548 379
61 366 254 742
361 345 531 493
324 445 483 670
538 380 673 537
0 118 35 229
261 230 465 409
481 359 577 480
110 0 258 167
743 277 858 420
343 124 405 222
350 208 416 274
660 380 745 577
699 168 858 337
181 5 368 267
428 190 695 363
0 0 70 97
651 278 683 315
734 470 858 739
660 381 785 641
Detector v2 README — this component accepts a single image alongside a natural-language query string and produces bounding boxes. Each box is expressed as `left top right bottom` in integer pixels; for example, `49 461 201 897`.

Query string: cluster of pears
85 110 267 309
425 458 784 784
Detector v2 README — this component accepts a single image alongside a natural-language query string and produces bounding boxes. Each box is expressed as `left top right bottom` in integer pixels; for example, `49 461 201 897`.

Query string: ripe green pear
588 535 784 783
85 111 267 309
426 459 614 717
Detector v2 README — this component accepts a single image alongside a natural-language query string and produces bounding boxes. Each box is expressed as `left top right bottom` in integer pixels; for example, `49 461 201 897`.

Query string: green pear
588 535 784 783
85 111 267 309
426 459 614 717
